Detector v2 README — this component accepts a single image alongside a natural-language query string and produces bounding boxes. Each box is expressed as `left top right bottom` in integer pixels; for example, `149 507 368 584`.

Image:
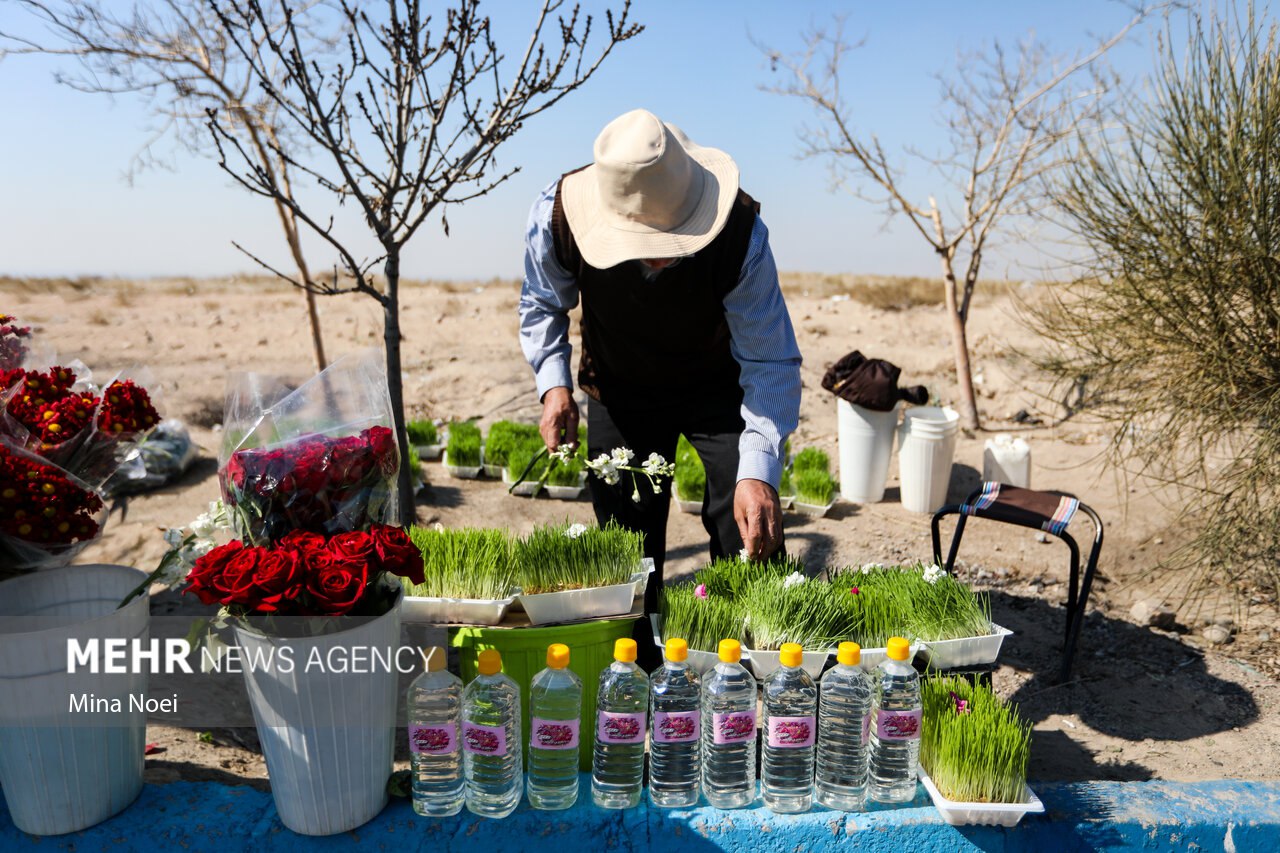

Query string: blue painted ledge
3 778 1277 852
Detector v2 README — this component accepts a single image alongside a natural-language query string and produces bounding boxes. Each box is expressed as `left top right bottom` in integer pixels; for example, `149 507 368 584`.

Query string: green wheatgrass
405 527 516 600
792 446 831 474
674 434 706 502
484 420 541 468
794 467 836 504
445 420 481 466
921 676 1032 804
831 562 994 647
546 453 584 487
659 582 747 652
779 465 795 497
744 574 858 650
507 443 550 483
516 521 644 594
694 553 802 599
406 419 438 446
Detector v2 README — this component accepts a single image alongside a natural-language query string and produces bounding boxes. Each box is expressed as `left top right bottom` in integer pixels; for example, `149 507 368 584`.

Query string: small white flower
738 548 751 563
631 486 642 503
163 528 185 548
641 452 672 477
565 523 587 539
189 500 229 539
551 445 575 463
611 447 634 465
782 571 807 588
860 562 884 574
922 563 945 584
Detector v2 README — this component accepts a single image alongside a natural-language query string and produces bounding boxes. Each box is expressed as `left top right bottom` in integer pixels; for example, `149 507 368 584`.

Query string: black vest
550 170 760 410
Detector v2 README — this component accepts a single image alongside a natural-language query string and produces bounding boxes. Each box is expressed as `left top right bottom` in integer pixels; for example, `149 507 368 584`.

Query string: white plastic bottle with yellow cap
762 642 818 813
527 643 583 810
592 638 650 809
867 637 922 803
649 637 702 808
700 639 758 809
407 646 464 817
461 649 523 818
816 641 873 810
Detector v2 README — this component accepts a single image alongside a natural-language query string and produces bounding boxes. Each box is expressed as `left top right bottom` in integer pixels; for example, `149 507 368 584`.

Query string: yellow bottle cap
547 643 570 669
665 638 689 663
886 637 911 662
837 642 861 667
477 648 502 676
718 639 742 663
423 646 447 673
614 638 637 663
780 642 803 668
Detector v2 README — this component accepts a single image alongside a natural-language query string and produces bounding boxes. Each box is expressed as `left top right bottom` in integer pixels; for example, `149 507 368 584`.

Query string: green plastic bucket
450 618 638 771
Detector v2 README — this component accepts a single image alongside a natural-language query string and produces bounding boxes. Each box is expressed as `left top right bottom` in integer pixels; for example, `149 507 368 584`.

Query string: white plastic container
416 443 443 461
518 563 653 626
402 594 517 626
0 564 150 836
480 447 504 479
545 484 585 500
792 493 838 519
650 615 739 674
747 647 830 681
837 400 899 504
442 450 482 479
918 769 1045 827
234 589 403 835
675 497 703 515
919 624 1013 669
897 406 961 513
983 434 1031 489
501 468 542 496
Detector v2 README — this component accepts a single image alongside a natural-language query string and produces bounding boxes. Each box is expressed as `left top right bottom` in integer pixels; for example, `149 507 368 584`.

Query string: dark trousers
587 393 757 670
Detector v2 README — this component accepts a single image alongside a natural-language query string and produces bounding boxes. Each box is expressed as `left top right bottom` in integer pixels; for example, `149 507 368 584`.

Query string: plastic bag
0 439 107 572
104 419 199 496
218 349 399 545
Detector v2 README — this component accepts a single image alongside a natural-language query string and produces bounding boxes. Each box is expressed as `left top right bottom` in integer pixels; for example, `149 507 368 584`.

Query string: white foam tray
918 769 1044 827
415 443 443 461
675 497 703 515
501 467 542 496
544 483 585 500
517 560 654 626
919 624 1013 669
402 594 515 625
791 493 838 518
442 450 482 479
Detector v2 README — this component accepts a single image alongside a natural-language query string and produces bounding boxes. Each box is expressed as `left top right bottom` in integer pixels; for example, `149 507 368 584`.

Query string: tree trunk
939 256 981 430
382 251 416 528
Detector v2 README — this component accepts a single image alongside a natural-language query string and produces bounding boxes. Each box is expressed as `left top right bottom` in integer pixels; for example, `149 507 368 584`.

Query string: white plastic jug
896 406 960 513
837 400 899 504
983 434 1031 488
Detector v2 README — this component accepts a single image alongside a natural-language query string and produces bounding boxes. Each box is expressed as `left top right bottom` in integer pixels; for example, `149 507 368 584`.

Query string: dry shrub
781 272 1011 311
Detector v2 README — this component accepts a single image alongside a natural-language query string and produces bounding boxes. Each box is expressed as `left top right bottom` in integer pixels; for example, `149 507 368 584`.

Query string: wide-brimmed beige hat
561 109 740 269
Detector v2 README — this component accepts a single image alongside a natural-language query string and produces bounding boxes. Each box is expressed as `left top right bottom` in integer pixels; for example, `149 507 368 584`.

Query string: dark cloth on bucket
821 350 928 411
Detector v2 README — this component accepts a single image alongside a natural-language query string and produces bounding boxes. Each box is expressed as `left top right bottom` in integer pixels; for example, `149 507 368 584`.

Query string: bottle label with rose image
712 710 757 745
766 714 816 748
653 710 701 743
531 717 580 751
876 709 922 741
463 721 508 756
409 723 458 755
597 711 647 744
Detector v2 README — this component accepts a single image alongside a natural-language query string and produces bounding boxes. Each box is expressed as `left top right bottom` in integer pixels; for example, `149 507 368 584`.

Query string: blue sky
0 1 1182 281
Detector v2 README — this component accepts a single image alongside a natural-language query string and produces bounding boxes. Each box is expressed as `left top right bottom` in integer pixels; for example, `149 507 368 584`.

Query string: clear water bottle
761 643 817 814
867 637 921 803
527 643 583 810
649 637 702 808
592 638 650 809
462 649 523 818
816 641 873 811
700 639 758 809
408 646 464 817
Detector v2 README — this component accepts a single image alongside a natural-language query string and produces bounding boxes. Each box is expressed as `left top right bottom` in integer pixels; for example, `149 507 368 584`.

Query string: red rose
307 559 368 615
328 530 374 564
280 529 329 561
186 540 245 606
370 523 423 584
217 546 264 606
253 548 303 612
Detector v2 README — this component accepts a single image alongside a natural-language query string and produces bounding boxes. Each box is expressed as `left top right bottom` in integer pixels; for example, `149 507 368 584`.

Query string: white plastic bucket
837 400 899 504
0 564 150 836
983 434 1031 488
897 406 960 513
234 590 402 836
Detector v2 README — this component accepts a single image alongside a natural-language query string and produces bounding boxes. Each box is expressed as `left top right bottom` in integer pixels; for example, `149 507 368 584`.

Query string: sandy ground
7 274 1279 788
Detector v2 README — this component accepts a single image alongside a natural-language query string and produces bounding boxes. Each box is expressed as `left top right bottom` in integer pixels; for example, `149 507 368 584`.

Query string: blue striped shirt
518 180 802 489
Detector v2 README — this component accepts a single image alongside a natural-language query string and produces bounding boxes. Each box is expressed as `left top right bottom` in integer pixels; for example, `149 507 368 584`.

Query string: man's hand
734 479 783 561
539 386 580 452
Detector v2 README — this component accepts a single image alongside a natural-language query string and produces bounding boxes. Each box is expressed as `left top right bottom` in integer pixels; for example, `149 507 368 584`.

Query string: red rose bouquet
185 523 424 618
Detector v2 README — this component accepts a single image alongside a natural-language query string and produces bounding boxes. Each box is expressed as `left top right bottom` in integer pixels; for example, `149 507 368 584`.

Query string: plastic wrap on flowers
0 363 161 490
218 349 399 545
0 441 107 572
